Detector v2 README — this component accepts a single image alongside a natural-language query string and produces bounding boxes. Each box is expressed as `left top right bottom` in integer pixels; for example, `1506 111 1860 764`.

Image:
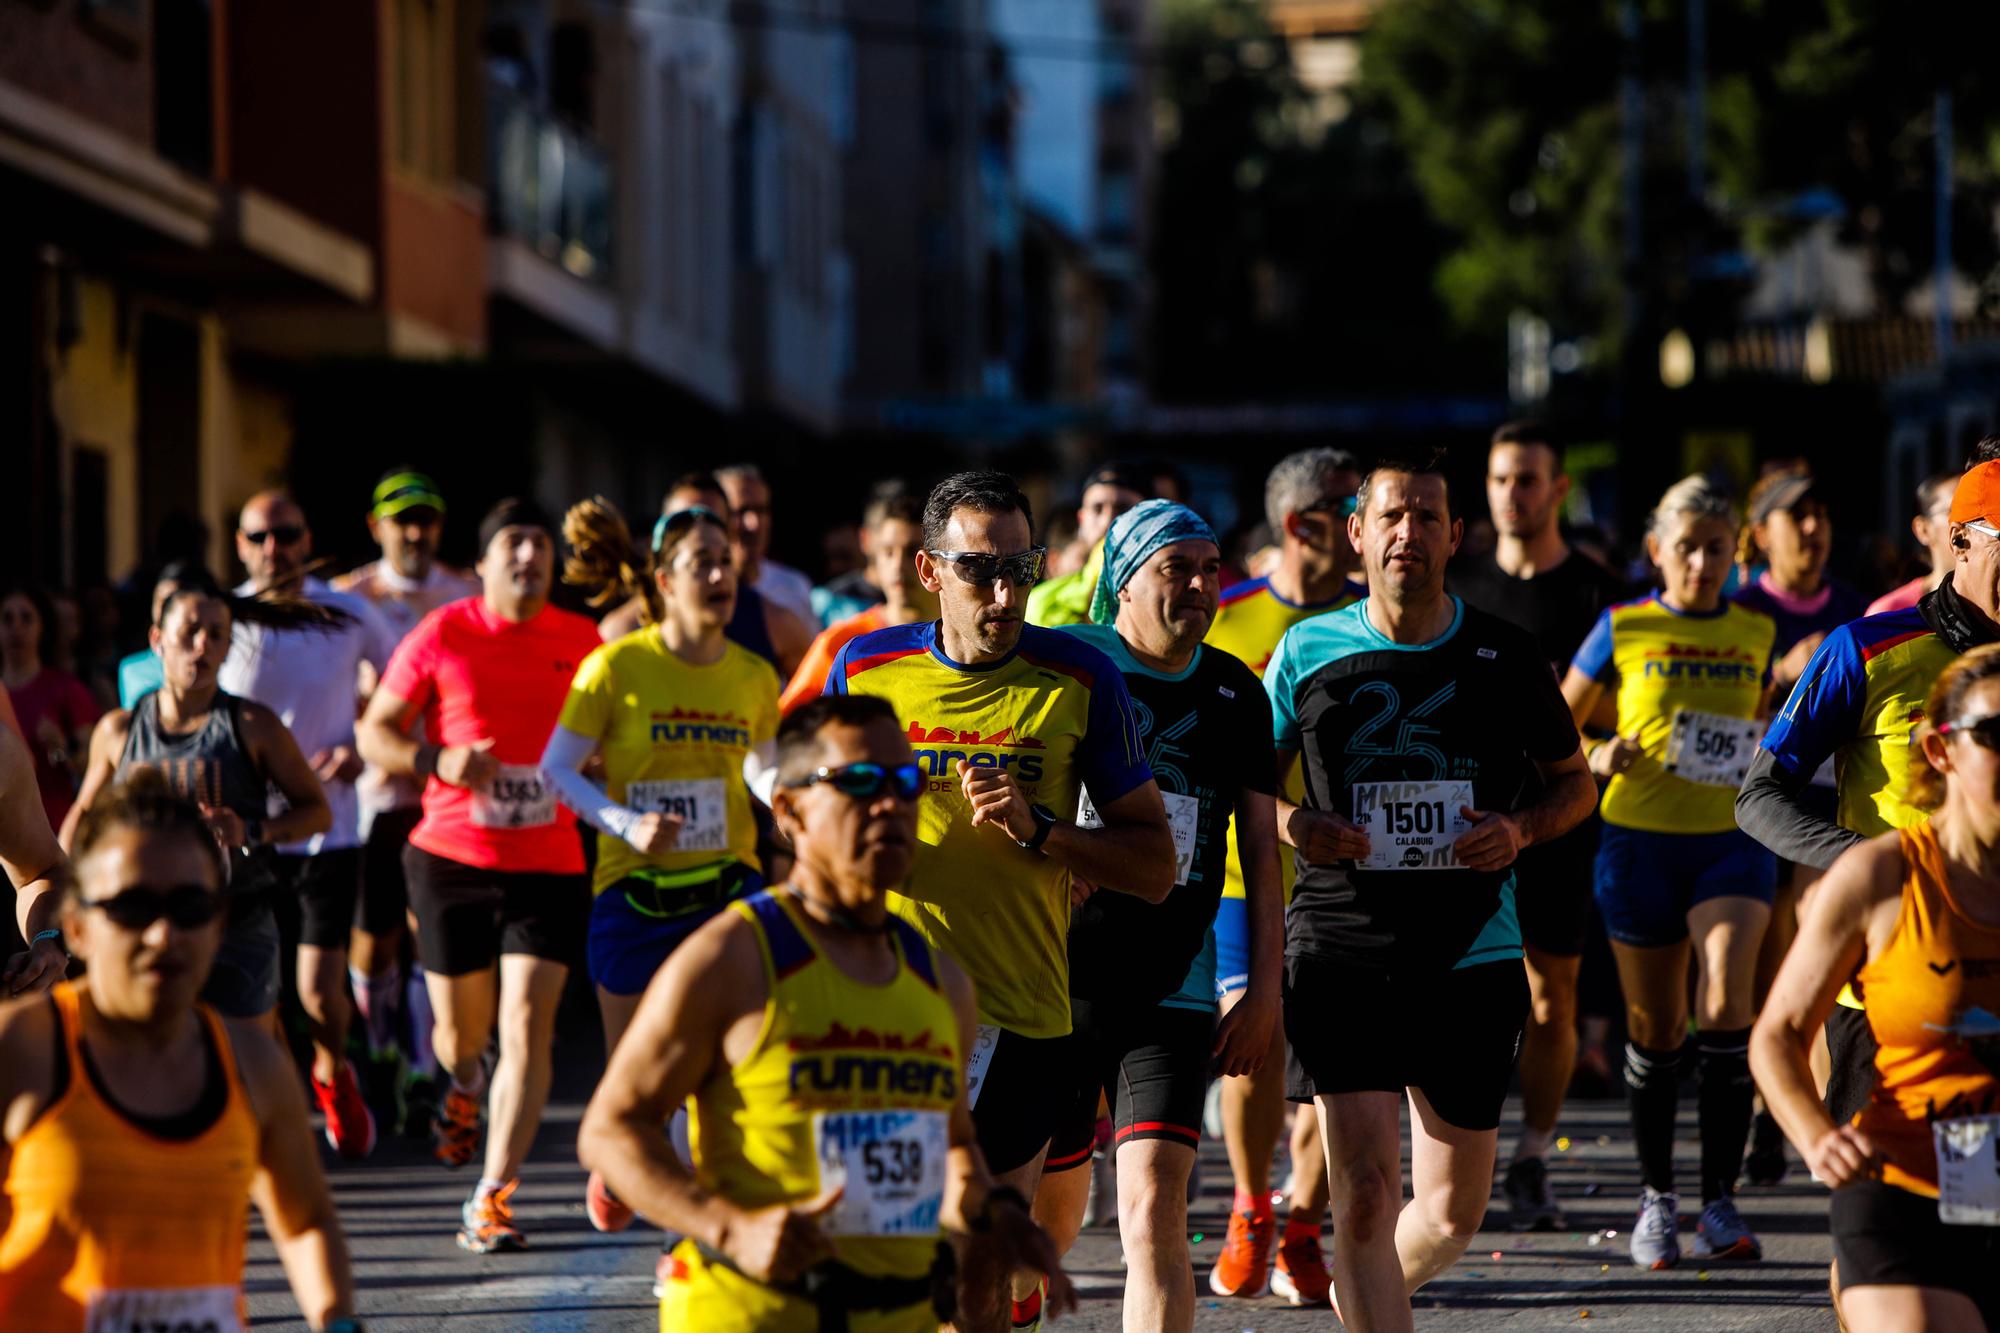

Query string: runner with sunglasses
548 497 780 1236
1203 447 1366 1306
824 469 1175 1333
1034 501 1281 1333
332 469 479 1129
0 774 361 1332
1563 476 1778 1269
65 570 333 1026
581 695 1076 1332
1753 644 2000 1330
355 499 600 1255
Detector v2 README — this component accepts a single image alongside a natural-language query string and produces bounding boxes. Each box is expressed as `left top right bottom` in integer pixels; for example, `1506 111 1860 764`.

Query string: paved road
249 1071 1839 1330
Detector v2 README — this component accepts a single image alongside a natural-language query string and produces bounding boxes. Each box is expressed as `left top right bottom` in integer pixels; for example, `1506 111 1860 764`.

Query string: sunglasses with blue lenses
785 762 925 801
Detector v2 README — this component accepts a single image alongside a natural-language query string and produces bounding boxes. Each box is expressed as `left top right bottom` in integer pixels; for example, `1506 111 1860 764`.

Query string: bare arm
57 710 128 850
1213 786 1281 1077
1 725 67 996
235 1017 356 1328
1749 833 1900 1188
239 703 332 846
960 766 1176 902
1561 665 1638 780
357 688 496 793
1274 748 1370 862
765 603 814 680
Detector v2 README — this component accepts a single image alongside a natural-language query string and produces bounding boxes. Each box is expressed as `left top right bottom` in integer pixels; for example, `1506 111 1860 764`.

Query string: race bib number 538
813 1109 949 1237
1350 781 1472 871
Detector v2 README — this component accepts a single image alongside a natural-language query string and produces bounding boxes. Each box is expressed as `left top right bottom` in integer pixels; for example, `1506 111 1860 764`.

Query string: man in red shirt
357 498 601 1255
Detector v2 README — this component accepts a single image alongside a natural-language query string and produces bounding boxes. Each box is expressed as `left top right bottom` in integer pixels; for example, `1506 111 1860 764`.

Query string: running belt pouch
625 862 753 921
694 1242 954 1330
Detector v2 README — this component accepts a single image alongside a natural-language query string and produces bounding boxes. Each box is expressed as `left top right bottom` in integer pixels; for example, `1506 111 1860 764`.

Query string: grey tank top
117 690 270 821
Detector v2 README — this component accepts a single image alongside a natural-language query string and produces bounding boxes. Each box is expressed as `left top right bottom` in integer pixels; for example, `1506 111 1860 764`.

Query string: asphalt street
248 1065 1839 1331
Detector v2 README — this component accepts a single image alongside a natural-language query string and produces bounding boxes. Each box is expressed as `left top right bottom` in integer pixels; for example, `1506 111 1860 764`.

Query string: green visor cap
372 472 447 519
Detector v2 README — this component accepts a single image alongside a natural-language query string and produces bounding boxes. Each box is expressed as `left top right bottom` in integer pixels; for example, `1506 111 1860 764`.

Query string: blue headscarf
1088 499 1218 624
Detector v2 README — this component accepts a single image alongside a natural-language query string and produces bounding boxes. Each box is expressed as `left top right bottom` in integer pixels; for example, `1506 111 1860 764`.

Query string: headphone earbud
1955 534 1972 551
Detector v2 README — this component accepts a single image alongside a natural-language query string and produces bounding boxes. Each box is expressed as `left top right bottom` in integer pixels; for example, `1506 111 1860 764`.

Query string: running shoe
1742 1111 1789 1186
458 1179 526 1253
311 1064 378 1160
1270 1224 1332 1306
1084 1145 1118 1228
1502 1155 1564 1232
1689 1196 1763 1261
1010 1277 1046 1331
653 1247 682 1298
432 1085 481 1168
1206 1203 1274 1297
1630 1187 1681 1271
586 1169 635 1233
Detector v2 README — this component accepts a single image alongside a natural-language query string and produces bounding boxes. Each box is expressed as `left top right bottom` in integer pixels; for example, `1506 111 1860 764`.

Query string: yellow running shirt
661 892 960 1332
556 629 780 894
1205 575 1365 906
824 620 1151 1038
1570 593 1776 835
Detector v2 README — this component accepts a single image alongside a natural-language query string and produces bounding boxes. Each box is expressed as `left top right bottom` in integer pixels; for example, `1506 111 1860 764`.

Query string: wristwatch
241 817 265 850
1013 804 1057 853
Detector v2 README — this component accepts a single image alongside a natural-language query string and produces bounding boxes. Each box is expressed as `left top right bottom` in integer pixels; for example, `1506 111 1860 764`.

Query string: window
395 0 454 180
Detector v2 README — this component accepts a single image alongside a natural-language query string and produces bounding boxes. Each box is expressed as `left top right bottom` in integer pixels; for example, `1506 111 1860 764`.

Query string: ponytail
563 496 662 624
159 567 351 634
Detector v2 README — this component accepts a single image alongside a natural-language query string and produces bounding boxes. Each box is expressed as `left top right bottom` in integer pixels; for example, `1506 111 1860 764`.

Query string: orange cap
1951 461 2000 526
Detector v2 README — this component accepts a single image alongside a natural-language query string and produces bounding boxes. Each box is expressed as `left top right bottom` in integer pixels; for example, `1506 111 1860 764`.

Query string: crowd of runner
4 429 2000 1331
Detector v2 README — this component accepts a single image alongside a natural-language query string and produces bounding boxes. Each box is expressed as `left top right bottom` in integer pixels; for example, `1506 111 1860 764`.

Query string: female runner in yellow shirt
1561 474 1778 1273
544 498 781 1235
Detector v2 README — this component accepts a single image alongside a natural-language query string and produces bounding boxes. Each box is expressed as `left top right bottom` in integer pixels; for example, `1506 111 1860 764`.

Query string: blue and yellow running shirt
1268 597 1579 973
1570 594 1775 836
1206 575 1365 906
556 629 780 894
1759 605 1954 838
825 620 1152 1038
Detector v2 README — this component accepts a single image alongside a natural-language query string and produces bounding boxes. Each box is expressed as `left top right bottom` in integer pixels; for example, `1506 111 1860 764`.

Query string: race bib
1936 1115 2000 1225
85 1284 242 1333
963 1023 1001 1109
626 778 730 853
469 764 558 829
1663 710 1760 789
814 1108 949 1237
1349 781 1472 871
1078 787 1201 885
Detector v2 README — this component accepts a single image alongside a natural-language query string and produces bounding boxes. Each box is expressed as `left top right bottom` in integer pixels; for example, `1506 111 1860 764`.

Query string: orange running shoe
458 1178 526 1253
312 1063 378 1160
1271 1222 1332 1306
432 1085 481 1168
1206 1202 1274 1297
586 1169 634 1232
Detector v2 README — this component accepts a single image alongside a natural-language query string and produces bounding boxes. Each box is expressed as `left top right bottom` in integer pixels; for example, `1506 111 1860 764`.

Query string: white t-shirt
332 562 482 819
222 577 396 854
755 560 816 626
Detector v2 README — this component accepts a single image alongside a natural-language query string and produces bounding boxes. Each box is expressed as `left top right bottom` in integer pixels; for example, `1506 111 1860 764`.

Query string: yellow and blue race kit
1571 594 1779 948
1200 574 1364 994
823 620 1151 1039
660 892 961 1333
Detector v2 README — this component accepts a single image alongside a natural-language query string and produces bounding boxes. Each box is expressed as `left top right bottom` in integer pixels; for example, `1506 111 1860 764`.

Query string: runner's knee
1327 1158 1397 1243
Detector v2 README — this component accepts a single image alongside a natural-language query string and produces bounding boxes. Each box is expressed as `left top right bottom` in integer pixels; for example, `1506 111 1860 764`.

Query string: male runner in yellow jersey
1203 446 1365 1305
824 470 1176 1331
579 695 1075 1332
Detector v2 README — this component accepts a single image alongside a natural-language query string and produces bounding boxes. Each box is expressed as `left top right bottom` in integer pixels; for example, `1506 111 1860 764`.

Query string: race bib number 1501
1349 781 1473 871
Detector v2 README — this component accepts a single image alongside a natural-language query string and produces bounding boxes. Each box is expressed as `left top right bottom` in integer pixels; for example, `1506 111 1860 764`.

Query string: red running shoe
1207 1202 1274 1297
1271 1222 1332 1306
311 1064 378 1159
586 1169 635 1232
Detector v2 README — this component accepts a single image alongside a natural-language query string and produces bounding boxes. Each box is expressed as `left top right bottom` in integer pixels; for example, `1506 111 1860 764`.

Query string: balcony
487 81 613 283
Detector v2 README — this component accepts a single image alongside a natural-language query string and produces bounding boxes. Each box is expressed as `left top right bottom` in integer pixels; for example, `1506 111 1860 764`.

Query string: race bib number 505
1664 710 1760 789
813 1109 949 1237
1350 781 1472 871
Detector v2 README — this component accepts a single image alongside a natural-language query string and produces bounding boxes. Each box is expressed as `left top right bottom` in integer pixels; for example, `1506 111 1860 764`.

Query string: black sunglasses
784 762 925 802
1940 714 2000 750
926 548 1047 588
242 525 306 547
80 884 226 931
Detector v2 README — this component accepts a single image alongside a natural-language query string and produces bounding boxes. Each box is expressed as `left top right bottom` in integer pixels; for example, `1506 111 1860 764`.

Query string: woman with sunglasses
1752 644 2000 1330
0 773 360 1332
1561 475 1779 1270
62 571 333 1024
550 497 781 1236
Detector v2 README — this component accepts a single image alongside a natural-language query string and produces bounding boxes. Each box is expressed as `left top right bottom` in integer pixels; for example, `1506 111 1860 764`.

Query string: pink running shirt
380 597 601 873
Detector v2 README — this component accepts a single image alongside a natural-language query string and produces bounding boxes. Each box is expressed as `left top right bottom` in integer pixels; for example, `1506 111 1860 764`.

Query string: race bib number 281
1349 781 1473 871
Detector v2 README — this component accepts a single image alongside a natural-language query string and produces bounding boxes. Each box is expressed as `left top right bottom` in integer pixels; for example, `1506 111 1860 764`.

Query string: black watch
1014 804 1058 853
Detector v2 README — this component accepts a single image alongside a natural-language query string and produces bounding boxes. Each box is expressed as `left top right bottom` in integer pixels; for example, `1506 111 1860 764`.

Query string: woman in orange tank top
1753 642 2000 1330
0 774 361 1332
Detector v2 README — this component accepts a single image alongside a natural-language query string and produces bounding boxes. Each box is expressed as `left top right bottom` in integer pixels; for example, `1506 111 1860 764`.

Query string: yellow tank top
661 891 961 1332
0 982 259 1331
1853 821 2000 1196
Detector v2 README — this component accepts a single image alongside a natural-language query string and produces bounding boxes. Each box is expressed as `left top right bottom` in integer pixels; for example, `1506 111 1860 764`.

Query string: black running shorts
403 844 589 977
968 1025 1077 1177
1514 815 1600 959
357 807 422 937
1283 956 1528 1132
1832 1179 2000 1325
274 849 364 951
1045 998 1213 1173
